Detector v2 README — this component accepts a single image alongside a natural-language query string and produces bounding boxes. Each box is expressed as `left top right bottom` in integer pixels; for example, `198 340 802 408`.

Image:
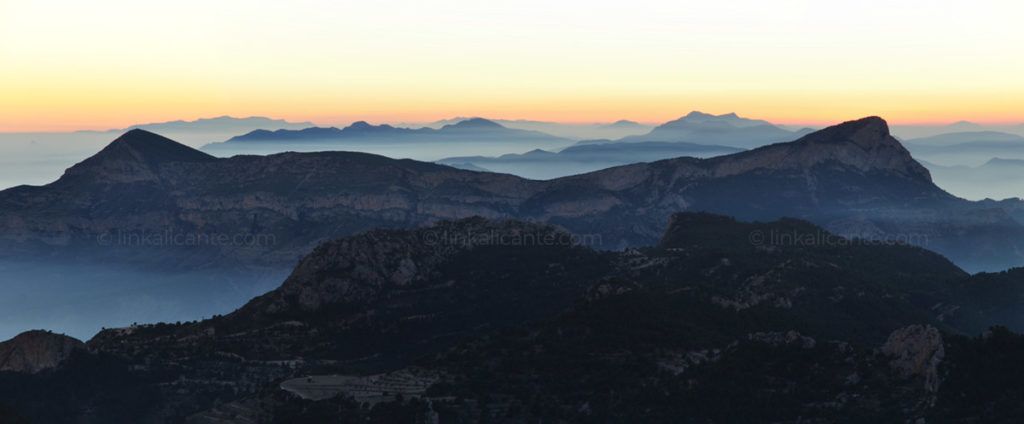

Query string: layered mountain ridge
1 117 1021 271
608 110 814 148
207 117 566 146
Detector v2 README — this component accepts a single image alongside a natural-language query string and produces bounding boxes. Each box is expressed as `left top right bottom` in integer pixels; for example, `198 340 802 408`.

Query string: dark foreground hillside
4 214 1024 422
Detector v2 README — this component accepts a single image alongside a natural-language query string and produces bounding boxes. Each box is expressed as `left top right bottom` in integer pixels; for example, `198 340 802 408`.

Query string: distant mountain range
406 117 656 140
433 111 811 178
599 111 814 149
4 117 1024 271
6 213 1024 421
892 122 1024 139
83 116 314 147
922 158 1024 200
201 118 574 160
907 131 1024 146
92 116 313 136
905 131 1024 167
438 141 744 179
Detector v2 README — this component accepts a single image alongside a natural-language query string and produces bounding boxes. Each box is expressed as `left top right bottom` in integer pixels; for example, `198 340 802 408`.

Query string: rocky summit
0 330 84 374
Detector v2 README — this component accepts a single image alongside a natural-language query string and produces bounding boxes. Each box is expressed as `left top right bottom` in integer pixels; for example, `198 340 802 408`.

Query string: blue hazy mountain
201 118 574 160
593 111 813 149
891 121 1024 139
907 131 1024 146
432 112 802 178
922 157 1024 200
437 141 743 179
409 117 655 140
905 131 1024 166
104 116 313 136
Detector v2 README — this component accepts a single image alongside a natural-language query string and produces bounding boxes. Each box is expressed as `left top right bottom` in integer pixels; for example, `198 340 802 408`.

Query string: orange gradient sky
2 0 1023 131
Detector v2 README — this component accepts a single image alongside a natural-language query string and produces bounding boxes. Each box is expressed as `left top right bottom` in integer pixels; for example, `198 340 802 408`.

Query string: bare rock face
0 330 85 373
237 217 576 315
881 325 944 393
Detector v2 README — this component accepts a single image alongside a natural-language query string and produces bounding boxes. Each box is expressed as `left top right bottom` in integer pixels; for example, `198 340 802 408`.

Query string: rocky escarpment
705 116 932 180
882 325 945 393
0 330 84 373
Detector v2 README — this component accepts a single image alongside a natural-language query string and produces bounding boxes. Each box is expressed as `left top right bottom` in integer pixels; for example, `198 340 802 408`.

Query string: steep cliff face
0 118 1021 271
706 116 932 180
0 330 84 373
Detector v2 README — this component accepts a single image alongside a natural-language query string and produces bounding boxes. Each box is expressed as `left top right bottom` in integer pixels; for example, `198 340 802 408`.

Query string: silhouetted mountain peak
110 129 214 160
445 117 504 130
704 116 933 182
793 116 893 150
683 110 716 119
62 130 215 183
657 111 774 131
342 121 398 133
609 119 640 126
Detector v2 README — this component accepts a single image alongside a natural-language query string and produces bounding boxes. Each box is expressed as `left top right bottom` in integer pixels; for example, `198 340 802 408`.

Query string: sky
1 0 1023 131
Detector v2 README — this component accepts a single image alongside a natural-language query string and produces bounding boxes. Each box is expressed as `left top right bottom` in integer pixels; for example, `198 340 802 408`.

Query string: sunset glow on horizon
2 0 1023 132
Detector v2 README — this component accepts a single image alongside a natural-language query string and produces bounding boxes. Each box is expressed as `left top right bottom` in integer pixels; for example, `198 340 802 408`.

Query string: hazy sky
2 0 1023 131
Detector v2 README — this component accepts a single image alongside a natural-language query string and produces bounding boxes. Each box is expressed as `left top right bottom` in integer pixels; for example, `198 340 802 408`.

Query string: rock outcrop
882 324 945 393
0 330 84 373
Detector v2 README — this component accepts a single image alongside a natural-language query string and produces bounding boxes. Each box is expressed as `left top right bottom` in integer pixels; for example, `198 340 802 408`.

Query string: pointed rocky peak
61 130 214 183
105 129 216 164
0 330 84 373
